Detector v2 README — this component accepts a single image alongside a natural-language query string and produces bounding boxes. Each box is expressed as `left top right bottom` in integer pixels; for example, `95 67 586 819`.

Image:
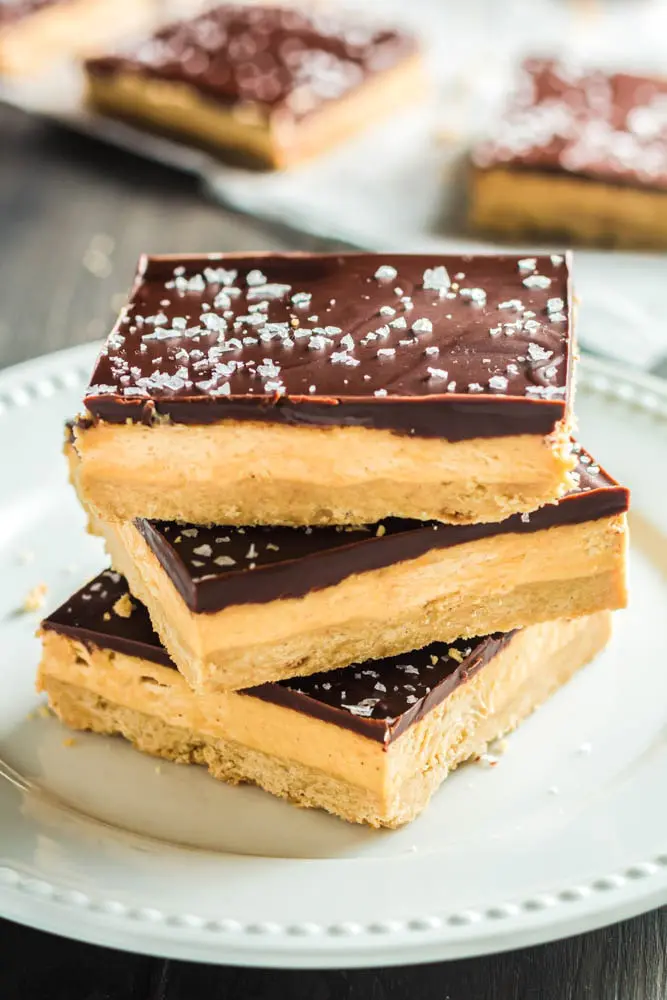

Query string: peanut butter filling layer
74 419 575 527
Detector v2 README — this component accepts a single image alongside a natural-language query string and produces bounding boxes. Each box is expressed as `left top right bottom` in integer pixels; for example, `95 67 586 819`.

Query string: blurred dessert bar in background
0 0 154 76
38 571 613 828
71 252 576 528
469 58 667 248
84 4 424 167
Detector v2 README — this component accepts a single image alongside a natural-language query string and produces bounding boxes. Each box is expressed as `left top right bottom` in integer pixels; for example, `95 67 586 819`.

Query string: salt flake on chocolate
201 313 227 333
247 283 291 301
523 274 552 290
422 265 451 296
374 264 398 282
527 342 554 362
412 318 433 334
345 698 380 717
246 269 267 286
204 267 237 286
460 288 487 305
330 352 360 367
144 313 168 326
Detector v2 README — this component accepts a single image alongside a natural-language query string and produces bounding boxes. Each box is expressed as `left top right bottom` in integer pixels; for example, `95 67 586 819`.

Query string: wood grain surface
0 102 665 1000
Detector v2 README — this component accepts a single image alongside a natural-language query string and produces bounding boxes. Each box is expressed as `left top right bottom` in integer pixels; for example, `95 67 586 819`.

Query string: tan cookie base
469 166 667 249
72 418 575 527
85 53 425 169
100 512 627 692
38 613 612 828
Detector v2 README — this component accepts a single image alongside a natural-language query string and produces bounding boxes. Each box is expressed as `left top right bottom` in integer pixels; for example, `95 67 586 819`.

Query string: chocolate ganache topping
134 447 629 614
42 570 518 745
473 58 667 191
85 4 417 123
81 252 573 441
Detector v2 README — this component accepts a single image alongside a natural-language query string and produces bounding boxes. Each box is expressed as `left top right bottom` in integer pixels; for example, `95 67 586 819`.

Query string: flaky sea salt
422 265 451 295
523 274 551 290
412 318 433 334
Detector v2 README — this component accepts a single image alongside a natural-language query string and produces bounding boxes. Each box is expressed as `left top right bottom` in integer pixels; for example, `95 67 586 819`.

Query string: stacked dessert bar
38 252 629 828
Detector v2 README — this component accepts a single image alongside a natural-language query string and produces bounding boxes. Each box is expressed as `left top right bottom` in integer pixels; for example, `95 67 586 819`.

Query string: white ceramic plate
0 343 666 968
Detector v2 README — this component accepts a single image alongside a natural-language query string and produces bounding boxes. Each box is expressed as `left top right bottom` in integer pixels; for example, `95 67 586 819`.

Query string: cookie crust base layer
73 419 575 527
470 166 667 249
85 53 425 168
100 513 626 693
38 614 611 828
0 0 152 76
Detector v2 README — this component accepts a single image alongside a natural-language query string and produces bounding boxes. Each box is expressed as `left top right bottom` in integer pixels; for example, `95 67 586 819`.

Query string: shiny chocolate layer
85 5 417 123
41 570 515 744
42 570 173 669
81 252 573 441
473 58 667 191
135 447 629 614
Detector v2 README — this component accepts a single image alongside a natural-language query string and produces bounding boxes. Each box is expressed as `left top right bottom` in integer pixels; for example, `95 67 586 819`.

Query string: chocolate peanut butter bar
84 4 423 168
470 58 667 248
73 252 577 527
68 435 627 692
38 572 612 828
0 0 153 76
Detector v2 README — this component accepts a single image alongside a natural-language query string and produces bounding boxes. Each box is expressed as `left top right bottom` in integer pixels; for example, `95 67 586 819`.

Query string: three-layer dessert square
82 448 627 692
72 252 577 527
470 58 667 247
84 4 423 167
38 571 612 828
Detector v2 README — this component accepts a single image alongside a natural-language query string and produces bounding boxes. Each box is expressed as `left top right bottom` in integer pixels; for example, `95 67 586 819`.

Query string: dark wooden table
1 103 665 1000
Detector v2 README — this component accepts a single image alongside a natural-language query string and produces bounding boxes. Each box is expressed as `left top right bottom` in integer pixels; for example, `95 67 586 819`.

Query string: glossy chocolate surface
135 448 629 614
42 571 516 744
42 569 173 669
81 252 573 440
85 4 416 122
473 58 667 191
